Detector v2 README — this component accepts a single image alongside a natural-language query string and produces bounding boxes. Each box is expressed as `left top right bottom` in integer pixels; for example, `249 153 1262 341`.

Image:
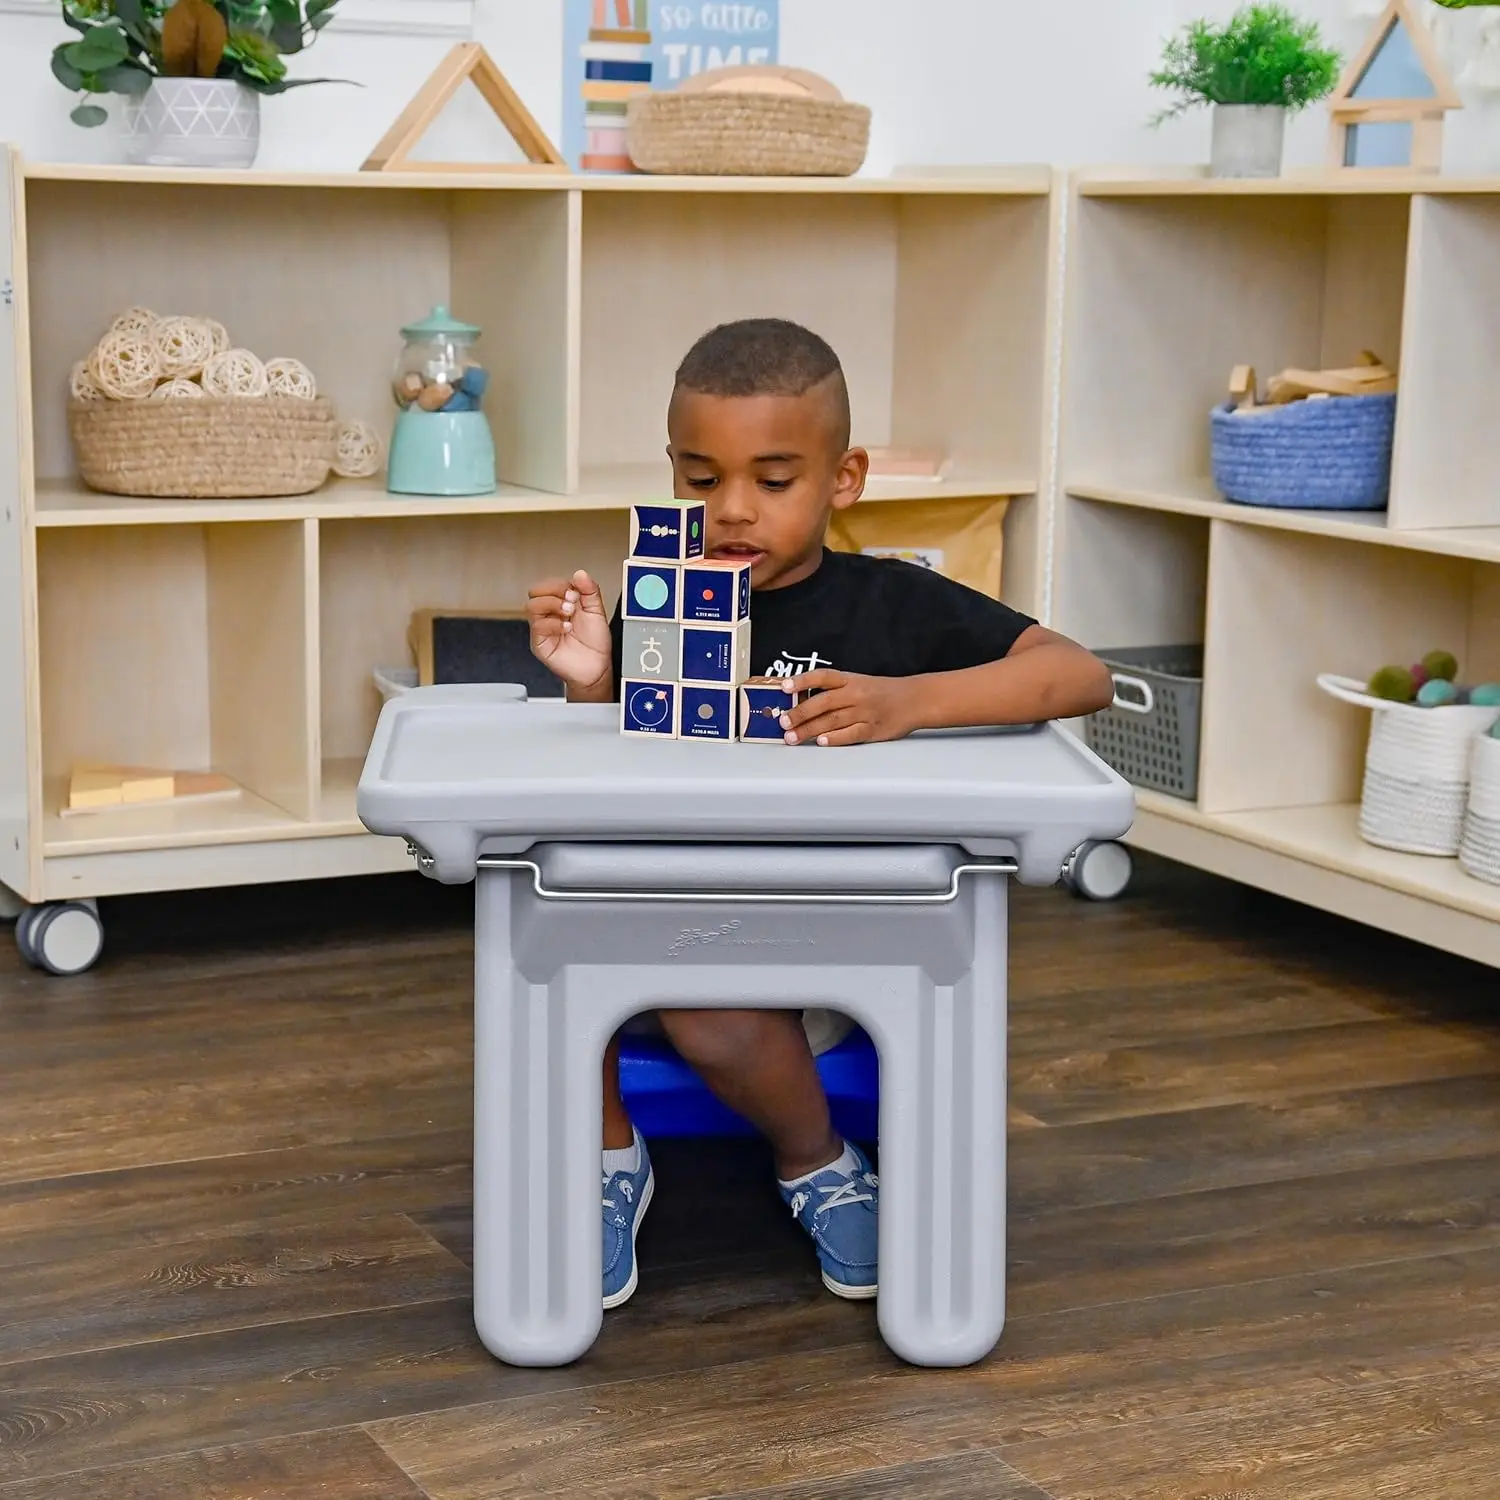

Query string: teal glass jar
386 304 497 497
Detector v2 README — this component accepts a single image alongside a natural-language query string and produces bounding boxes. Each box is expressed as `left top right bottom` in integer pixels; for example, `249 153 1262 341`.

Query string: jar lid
400 304 480 339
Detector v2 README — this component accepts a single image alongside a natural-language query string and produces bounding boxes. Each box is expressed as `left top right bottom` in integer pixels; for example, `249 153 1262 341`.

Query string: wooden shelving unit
0 150 1058 939
1056 170 1500 968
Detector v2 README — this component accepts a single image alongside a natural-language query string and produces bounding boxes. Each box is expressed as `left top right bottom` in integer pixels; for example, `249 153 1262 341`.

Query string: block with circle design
620 679 679 737
738 681 799 743
622 561 681 622
629 501 706 563
681 560 751 624
680 621 751 686
679 684 737 741
621 620 681 681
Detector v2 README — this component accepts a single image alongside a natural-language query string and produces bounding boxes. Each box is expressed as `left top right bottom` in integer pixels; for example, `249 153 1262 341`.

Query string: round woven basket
626 92 870 176
69 395 338 499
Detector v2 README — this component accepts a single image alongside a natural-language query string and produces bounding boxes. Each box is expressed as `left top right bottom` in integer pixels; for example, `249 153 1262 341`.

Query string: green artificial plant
53 0 346 127
1149 4 1342 123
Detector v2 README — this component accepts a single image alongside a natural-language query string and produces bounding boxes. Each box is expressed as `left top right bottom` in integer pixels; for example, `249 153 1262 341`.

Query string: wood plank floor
1 854 1498 1499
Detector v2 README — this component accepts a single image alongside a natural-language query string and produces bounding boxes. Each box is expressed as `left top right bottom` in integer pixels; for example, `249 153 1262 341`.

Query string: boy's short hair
674 318 851 450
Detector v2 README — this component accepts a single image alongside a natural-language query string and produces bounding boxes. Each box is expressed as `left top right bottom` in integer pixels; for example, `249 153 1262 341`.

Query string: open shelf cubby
0 153 1056 903
1060 174 1500 967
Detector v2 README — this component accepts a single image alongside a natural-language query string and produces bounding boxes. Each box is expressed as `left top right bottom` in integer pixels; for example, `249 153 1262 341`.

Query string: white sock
778 1141 859 1191
603 1135 641 1175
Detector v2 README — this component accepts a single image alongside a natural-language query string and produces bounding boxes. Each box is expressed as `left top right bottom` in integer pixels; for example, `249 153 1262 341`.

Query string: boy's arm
905 624 1115 731
781 625 1114 746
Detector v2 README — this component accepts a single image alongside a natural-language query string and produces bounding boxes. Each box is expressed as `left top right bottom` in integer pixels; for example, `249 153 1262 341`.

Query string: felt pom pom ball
1368 664 1416 702
1422 649 1459 683
1470 683 1500 708
1417 678 1459 707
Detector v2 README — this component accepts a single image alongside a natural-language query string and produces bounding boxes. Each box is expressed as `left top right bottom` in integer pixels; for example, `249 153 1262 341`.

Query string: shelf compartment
23 179 576 500
1197 522 1500 817
1066 478 1500 564
37 519 318 853
576 191 1052 484
1390 193 1500 532
1130 792 1500 967
1063 191 1409 500
317 511 623 772
1053 496 1209 661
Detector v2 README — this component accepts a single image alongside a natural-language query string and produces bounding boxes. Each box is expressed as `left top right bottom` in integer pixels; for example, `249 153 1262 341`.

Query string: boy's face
667 386 866 590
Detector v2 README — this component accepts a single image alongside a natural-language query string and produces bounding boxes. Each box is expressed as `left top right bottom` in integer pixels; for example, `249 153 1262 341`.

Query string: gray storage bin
1084 645 1204 800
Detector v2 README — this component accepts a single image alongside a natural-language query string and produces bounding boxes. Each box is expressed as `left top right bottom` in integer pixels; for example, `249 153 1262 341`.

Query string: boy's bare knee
658 1008 795 1070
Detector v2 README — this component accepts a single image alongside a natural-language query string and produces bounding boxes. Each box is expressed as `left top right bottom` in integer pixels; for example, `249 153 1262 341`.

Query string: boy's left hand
778 670 915 746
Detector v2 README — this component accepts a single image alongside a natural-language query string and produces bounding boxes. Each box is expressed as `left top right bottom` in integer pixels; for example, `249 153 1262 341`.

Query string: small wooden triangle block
362 42 568 174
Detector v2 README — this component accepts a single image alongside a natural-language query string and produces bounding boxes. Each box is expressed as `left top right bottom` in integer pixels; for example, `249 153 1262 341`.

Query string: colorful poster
561 0 780 172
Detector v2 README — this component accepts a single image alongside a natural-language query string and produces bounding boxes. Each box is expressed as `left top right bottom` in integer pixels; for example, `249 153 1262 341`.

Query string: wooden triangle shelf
362 42 568 175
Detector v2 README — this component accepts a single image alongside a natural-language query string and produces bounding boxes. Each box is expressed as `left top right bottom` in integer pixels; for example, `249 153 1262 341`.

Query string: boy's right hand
527 569 613 690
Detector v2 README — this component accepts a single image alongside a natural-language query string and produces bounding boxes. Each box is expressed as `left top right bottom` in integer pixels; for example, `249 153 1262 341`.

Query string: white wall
2 0 1498 174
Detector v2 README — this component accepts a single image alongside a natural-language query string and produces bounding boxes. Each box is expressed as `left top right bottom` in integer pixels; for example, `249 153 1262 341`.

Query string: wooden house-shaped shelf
1327 0 1460 173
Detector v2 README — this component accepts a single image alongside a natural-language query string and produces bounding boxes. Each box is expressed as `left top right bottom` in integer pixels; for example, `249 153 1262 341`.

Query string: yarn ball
1470 683 1500 708
264 357 317 401
149 378 206 401
1417 678 1459 707
1422 649 1459 683
109 305 158 339
89 328 161 400
1367 664 1416 703
152 315 217 380
332 419 384 479
69 360 102 403
201 347 269 398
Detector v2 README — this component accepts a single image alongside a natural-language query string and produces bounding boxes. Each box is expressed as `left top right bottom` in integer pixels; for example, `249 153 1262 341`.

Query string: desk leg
868 889 1008 1367
472 871 603 1367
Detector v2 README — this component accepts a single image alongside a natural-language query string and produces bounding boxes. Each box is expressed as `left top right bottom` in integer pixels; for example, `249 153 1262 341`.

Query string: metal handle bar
465 852 1017 906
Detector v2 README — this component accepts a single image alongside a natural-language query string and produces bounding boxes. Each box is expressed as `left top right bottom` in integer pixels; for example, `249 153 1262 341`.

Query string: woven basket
626 92 870 176
1318 674 1500 855
1210 392 1397 510
69 396 338 499
1460 733 1500 885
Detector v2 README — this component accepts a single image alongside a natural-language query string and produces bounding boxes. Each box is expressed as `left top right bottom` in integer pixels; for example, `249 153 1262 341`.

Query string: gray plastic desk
357 686 1134 1370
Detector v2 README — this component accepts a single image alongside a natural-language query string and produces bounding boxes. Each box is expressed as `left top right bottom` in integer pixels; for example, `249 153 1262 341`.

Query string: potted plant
51 1 346 170
1149 4 1342 178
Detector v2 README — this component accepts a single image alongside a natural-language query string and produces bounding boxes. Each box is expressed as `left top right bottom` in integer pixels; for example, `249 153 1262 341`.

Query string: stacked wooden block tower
619 501 782 742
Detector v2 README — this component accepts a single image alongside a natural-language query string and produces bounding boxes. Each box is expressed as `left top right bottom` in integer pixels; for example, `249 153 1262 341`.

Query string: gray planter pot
122 79 261 170
1210 104 1286 179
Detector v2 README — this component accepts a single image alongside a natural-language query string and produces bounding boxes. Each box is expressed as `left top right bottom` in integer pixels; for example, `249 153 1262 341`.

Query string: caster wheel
23 901 104 975
15 904 44 967
1065 841 1133 902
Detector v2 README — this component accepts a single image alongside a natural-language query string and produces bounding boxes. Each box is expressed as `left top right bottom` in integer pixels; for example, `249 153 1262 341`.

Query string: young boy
527 318 1114 1311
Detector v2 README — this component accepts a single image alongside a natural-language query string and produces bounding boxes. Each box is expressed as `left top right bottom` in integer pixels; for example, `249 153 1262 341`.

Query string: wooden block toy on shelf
629 500 706 562
863 445 951 479
62 764 241 818
621 680 679 737
622 560 683 621
681 561 752 624
362 43 568 174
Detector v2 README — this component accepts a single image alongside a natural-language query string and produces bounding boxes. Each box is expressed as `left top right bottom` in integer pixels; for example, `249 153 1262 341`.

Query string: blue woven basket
1209 391 1396 511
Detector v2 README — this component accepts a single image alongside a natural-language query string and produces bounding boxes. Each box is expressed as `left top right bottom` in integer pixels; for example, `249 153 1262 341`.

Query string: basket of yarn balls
1317 652 1500 857
68 307 385 499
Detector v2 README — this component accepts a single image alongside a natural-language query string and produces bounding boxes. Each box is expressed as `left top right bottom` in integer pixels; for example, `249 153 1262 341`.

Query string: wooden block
863 445 951 478
120 771 176 803
1229 365 1258 410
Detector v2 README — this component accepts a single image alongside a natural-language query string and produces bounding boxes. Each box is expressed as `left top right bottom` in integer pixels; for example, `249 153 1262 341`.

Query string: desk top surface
356 689 1135 885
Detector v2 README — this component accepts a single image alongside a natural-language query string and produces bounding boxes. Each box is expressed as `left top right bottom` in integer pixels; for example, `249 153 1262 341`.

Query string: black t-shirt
611 548 1036 686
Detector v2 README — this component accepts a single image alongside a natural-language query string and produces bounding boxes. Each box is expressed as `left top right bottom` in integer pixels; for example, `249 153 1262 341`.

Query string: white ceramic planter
122 78 261 170
1210 104 1286 179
